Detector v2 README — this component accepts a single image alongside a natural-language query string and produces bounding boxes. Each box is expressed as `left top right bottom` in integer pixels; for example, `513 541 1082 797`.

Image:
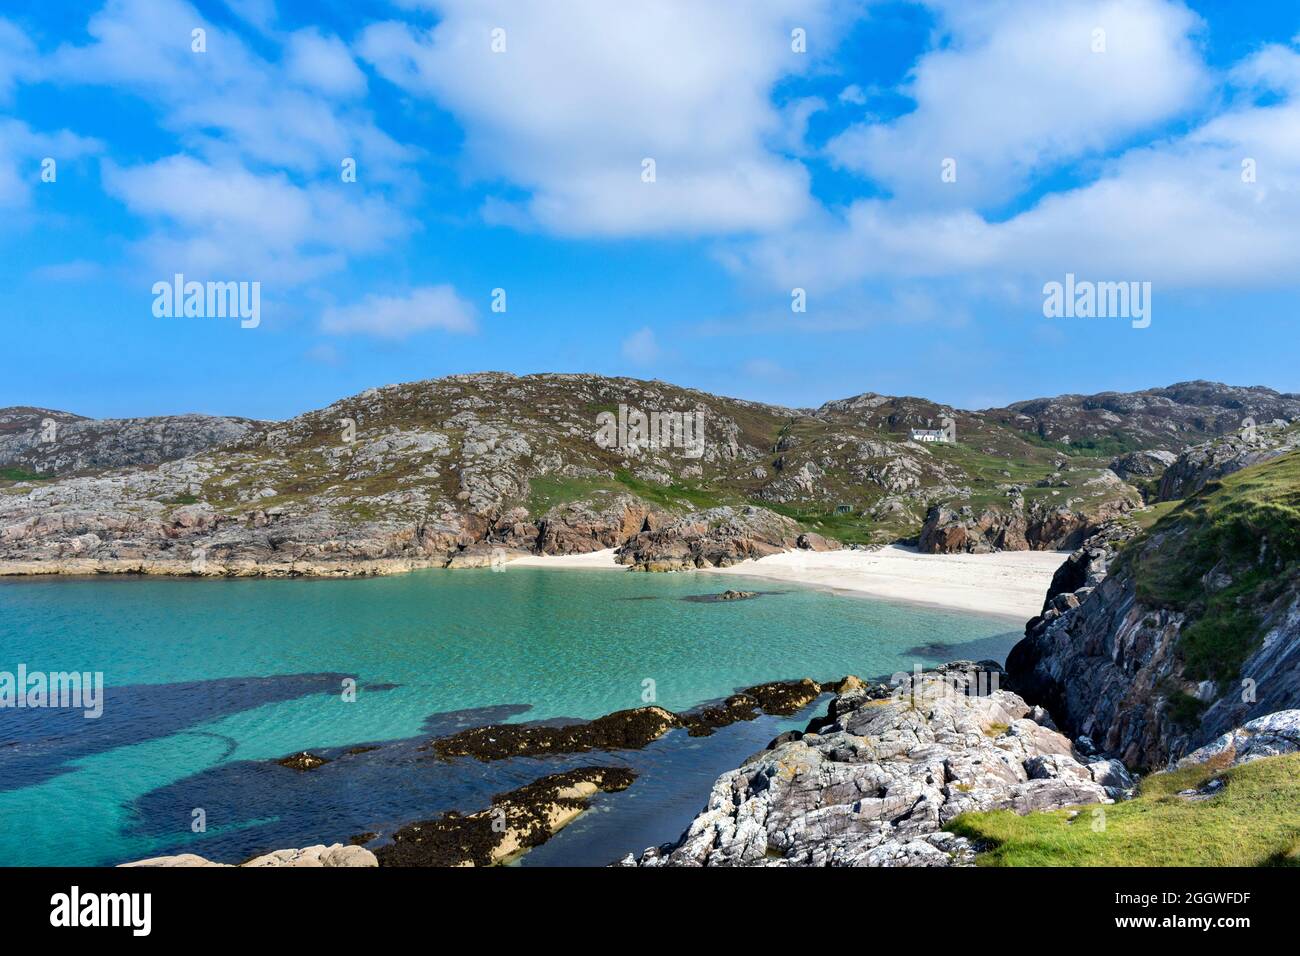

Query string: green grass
612 469 732 512
0 467 51 482
761 502 879 545
949 753 1300 866
1017 430 1144 459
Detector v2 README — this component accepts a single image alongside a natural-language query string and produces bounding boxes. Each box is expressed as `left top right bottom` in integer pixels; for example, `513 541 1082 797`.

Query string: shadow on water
0 673 377 792
123 697 823 868
902 630 1023 664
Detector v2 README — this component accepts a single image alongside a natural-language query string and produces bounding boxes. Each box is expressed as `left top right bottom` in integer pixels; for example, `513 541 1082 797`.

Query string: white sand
508 548 626 570
703 545 1064 619
508 545 1064 620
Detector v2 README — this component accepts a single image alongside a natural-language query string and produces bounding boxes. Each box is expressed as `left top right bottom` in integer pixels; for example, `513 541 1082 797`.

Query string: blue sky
2 0 1299 420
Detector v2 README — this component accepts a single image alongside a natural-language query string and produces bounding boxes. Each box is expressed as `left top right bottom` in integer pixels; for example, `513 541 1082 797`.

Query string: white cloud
320 285 478 340
103 155 409 282
46 0 409 177
358 0 839 236
223 0 277 31
838 84 867 105
621 327 661 365
0 119 100 213
828 0 1209 208
744 51 1300 294
32 0 413 285
284 28 367 99
0 19 35 101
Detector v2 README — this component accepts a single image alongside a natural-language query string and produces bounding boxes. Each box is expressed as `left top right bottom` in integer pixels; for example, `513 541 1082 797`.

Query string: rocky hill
0 406 260 476
0 374 1293 576
985 380 1300 455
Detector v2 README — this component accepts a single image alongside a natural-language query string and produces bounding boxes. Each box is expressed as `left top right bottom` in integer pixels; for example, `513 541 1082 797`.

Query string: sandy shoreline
509 545 1064 620
0 545 1064 620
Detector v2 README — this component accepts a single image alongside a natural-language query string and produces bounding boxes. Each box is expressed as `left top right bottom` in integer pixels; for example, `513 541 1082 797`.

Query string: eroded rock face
122 844 377 867
615 505 835 571
530 495 660 555
626 668 1114 867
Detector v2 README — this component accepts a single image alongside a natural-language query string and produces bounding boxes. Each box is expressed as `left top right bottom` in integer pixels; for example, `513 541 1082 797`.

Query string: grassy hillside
949 753 1300 866
1121 451 1300 684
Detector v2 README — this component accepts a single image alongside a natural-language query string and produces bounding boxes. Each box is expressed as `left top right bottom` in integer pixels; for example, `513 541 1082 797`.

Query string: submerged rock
682 589 761 603
276 751 330 771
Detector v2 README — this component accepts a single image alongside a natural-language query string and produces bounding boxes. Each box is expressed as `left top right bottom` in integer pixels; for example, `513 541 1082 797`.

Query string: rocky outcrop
615 505 835 571
123 844 377 867
916 489 1138 554
1108 449 1177 483
625 664 1123 867
987 380 1300 453
1157 429 1299 501
1175 710 1300 770
530 495 662 554
428 678 827 761
0 407 259 476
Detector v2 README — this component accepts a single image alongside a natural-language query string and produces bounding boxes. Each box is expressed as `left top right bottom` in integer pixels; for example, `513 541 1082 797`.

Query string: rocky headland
624 663 1133 867
1007 446 1300 769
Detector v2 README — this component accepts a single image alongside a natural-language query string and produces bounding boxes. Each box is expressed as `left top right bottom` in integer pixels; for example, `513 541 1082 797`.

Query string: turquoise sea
0 568 1024 867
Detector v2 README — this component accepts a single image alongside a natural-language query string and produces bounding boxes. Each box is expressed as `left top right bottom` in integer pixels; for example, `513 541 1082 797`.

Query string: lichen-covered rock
627 668 1114 867
1175 710 1300 769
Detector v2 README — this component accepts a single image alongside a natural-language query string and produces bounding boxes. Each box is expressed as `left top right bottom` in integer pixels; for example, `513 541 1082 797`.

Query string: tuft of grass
983 722 1009 737
950 753 1300 866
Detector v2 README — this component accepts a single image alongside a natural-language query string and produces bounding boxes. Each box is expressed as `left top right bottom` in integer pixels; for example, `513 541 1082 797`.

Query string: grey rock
628 674 1115 867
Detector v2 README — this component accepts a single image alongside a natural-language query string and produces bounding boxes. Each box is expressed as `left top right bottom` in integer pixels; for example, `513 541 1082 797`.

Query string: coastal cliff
1007 448 1300 769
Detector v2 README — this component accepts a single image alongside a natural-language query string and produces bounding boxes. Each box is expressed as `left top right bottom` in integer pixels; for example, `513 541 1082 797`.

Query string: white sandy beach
510 545 1065 620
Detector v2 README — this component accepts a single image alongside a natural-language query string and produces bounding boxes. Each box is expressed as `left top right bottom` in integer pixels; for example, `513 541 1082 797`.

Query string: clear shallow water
0 567 1022 867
